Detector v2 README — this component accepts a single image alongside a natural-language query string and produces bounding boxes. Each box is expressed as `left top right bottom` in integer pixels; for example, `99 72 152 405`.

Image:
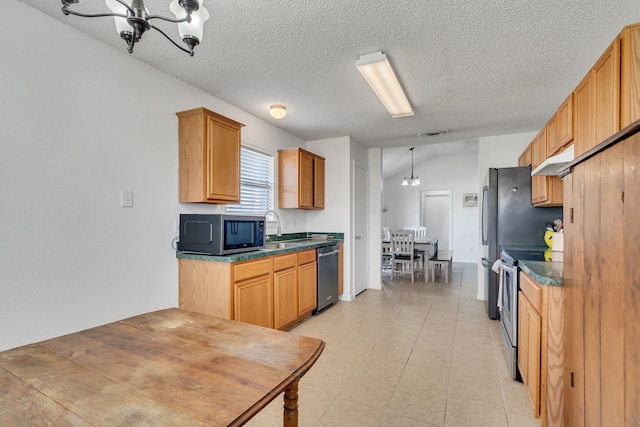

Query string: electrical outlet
121 190 133 207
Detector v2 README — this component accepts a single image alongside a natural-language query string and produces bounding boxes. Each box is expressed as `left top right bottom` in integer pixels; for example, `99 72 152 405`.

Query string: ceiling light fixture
269 105 287 119
61 0 209 56
356 51 413 118
402 147 420 186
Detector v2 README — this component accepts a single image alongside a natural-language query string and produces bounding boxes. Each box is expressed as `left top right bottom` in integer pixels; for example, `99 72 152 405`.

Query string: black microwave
178 214 265 255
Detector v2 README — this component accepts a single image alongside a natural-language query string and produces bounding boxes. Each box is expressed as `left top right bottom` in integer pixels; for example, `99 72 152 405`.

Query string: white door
353 161 368 295
421 191 452 250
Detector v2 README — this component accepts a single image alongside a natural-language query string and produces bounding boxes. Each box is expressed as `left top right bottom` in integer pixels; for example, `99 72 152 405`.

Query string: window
226 146 275 215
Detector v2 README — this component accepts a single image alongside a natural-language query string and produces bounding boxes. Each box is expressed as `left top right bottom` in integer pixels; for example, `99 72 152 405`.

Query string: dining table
0 308 325 427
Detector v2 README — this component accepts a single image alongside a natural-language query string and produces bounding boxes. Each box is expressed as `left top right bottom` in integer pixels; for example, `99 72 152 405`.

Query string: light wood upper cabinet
531 127 563 207
573 71 596 156
621 23 640 128
177 108 244 203
278 148 325 210
518 143 532 167
574 37 620 158
556 93 574 152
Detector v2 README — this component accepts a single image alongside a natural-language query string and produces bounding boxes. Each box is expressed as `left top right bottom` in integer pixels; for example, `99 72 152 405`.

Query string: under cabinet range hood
531 145 574 176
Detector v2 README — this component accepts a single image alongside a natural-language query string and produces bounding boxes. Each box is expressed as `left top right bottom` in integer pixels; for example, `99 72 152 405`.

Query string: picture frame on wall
463 193 478 207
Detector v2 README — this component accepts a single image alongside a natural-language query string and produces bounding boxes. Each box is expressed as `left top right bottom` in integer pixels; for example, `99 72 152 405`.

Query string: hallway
247 263 539 426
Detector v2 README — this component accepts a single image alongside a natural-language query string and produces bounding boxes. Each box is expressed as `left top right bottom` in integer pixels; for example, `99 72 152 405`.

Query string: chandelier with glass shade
402 147 420 186
61 0 209 56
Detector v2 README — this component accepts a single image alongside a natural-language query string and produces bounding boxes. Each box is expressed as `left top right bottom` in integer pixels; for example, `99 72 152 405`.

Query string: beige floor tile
277 263 535 426
506 411 540 427
382 410 440 426
501 379 536 418
444 398 509 427
315 398 384 427
388 386 448 426
337 375 397 408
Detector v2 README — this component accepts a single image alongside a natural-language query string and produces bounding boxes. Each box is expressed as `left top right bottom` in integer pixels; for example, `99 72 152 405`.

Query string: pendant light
402 147 420 186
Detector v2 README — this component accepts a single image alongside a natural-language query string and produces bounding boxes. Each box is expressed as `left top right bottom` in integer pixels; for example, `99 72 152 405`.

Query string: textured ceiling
17 0 640 177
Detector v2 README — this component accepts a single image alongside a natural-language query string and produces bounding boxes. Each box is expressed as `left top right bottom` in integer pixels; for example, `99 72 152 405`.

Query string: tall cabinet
562 122 640 426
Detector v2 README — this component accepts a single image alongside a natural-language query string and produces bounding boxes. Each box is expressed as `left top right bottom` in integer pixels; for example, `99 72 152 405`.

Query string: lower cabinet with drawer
518 271 564 427
179 249 320 330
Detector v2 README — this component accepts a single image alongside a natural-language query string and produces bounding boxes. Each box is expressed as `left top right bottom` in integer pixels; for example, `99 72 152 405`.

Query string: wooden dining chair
404 226 428 270
390 230 421 282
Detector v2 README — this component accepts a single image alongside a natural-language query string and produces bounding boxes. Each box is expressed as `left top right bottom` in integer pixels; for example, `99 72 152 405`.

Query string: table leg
283 378 299 427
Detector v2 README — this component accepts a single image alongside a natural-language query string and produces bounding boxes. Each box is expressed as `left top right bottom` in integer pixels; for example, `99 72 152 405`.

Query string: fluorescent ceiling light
356 51 413 118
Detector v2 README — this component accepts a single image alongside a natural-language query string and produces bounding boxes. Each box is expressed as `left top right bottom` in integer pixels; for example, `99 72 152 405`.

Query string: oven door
499 261 519 346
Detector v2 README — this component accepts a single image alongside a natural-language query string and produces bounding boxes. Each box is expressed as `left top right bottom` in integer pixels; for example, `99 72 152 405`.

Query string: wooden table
0 308 325 426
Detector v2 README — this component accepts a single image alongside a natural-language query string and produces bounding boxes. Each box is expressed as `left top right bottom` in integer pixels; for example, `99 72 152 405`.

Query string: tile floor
246 263 539 427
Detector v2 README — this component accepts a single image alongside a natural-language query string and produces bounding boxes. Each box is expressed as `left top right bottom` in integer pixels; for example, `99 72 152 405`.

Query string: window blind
227 146 274 215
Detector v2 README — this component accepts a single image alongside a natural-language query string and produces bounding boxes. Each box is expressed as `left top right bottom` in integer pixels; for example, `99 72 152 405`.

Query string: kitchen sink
262 239 317 250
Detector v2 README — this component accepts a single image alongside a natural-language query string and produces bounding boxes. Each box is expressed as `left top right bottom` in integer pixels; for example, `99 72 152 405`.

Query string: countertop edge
176 239 343 262
519 260 564 287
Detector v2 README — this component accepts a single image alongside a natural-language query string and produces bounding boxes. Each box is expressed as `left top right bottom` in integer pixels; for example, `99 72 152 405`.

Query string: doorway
353 160 368 296
420 190 453 250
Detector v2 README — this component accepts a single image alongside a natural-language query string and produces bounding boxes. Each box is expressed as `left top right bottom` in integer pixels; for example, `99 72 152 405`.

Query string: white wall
368 148 383 290
0 2 306 351
306 136 371 300
383 151 479 263
476 131 538 299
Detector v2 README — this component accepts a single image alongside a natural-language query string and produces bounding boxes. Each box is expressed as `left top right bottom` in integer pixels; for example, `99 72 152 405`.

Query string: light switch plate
121 190 133 207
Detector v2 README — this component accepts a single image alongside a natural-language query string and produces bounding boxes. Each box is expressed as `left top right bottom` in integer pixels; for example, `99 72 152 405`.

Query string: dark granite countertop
500 245 564 287
176 233 343 263
518 260 564 287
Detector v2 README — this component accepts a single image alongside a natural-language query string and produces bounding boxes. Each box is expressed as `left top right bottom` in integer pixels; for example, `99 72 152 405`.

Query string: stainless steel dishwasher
315 245 339 312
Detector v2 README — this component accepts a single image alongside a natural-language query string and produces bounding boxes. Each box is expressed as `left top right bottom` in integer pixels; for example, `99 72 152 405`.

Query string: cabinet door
298 262 317 317
621 23 640 127
573 71 596 157
234 274 273 328
207 116 240 202
546 113 560 156
593 38 620 147
299 151 314 208
519 291 542 418
274 267 298 330
313 156 325 209
557 93 574 149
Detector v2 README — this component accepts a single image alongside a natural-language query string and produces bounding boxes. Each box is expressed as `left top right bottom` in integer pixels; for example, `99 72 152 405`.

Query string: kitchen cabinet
297 250 317 317
518 143 532 167
531 129 563 207
233 259 273 328
544 93 574 158
278 148 325 209
273 253 298 330
518 275 542 418
621 23 640 128
518 271 564 427
562 124 640 426
176 107 244 203
178 246 328 330
557 94 574 149
573 38 620 157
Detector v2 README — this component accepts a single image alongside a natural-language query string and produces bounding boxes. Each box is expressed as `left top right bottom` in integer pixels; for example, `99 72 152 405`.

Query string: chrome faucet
264 210 281 237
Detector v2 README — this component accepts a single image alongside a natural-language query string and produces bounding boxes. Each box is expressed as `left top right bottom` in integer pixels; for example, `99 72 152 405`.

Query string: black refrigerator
481 167 562 319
